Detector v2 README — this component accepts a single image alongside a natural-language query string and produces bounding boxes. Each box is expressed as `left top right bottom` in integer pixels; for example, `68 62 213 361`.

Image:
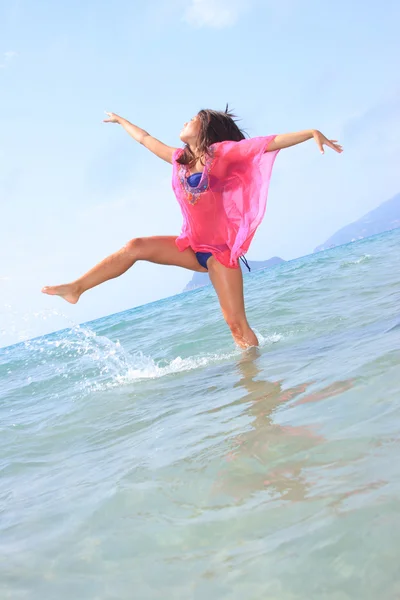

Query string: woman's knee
123 237 146 258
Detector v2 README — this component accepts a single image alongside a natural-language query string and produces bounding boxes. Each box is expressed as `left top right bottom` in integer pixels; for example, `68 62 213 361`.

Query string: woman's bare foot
41 282 82 304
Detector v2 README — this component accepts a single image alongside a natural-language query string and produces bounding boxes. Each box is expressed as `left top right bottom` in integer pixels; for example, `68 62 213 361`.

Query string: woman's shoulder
211 136 275 159
172 147 185 162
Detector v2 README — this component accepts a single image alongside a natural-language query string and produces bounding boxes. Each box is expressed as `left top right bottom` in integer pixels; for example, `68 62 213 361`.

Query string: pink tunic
172 135 279 268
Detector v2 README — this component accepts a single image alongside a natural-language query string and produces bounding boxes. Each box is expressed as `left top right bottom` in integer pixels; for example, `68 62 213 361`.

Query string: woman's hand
103 112 122 124
102 113 177 163
313 130 343 154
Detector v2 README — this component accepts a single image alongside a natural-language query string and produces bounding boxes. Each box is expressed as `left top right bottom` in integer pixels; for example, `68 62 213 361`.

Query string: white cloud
184 0 250 29
0 50 18 69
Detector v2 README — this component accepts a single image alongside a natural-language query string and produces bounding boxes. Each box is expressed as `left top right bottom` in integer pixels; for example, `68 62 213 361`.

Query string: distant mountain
314 193 400 253
183 257 285 292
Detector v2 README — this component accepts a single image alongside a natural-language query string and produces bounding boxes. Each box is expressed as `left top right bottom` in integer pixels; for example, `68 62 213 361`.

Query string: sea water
1 230 399 599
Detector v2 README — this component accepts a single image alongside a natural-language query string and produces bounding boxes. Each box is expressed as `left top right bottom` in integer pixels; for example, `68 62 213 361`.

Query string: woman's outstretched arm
104 112 177 164
266 130 343 154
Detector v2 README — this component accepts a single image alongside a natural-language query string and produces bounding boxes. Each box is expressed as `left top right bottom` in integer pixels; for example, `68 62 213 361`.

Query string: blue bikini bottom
195 252 251 272
195 252 212 270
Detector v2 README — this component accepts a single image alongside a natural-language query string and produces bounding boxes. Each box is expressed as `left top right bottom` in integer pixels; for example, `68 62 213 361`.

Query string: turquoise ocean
1 229 400 599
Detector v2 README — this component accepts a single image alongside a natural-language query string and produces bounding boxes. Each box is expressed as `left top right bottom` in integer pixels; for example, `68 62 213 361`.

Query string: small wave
93 332 284 390
15 324 239 393
93 337 284 391
3 307 286 397
95 351 238 390
256 332 283 346
385 321 400 333
340 254 372 268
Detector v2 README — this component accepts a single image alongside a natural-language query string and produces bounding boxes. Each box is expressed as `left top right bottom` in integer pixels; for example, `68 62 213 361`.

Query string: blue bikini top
187 172 202 188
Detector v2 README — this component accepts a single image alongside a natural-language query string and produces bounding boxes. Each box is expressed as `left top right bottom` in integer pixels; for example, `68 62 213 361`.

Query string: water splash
5 322 285 396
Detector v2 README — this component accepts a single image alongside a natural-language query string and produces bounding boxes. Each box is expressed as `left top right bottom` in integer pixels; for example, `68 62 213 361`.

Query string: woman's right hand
103 112 122 124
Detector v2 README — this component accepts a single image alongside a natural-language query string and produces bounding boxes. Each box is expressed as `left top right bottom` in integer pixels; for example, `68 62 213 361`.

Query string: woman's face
180 115 201 145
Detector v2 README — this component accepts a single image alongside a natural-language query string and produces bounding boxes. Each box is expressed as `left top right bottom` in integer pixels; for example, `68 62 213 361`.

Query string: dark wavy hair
177 104 246 167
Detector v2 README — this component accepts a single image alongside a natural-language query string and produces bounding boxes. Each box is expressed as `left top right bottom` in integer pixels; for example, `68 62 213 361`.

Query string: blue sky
1 0 399 347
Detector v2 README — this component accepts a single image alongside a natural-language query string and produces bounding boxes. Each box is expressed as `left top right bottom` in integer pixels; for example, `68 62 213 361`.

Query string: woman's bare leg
41 236 206 304
207 257 258 349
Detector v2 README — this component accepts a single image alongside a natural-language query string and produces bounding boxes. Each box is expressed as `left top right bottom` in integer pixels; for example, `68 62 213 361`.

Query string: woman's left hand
313 130 343 154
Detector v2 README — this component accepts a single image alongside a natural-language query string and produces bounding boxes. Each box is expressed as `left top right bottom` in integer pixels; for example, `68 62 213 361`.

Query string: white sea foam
2 305 285 394
340 254 372 267
21 323 284 392
18 323 240 391
98 332 284 388
98 351 238 389
255 331 283 347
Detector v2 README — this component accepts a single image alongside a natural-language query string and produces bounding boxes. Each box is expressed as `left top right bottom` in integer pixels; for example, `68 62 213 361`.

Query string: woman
42 107 342 348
